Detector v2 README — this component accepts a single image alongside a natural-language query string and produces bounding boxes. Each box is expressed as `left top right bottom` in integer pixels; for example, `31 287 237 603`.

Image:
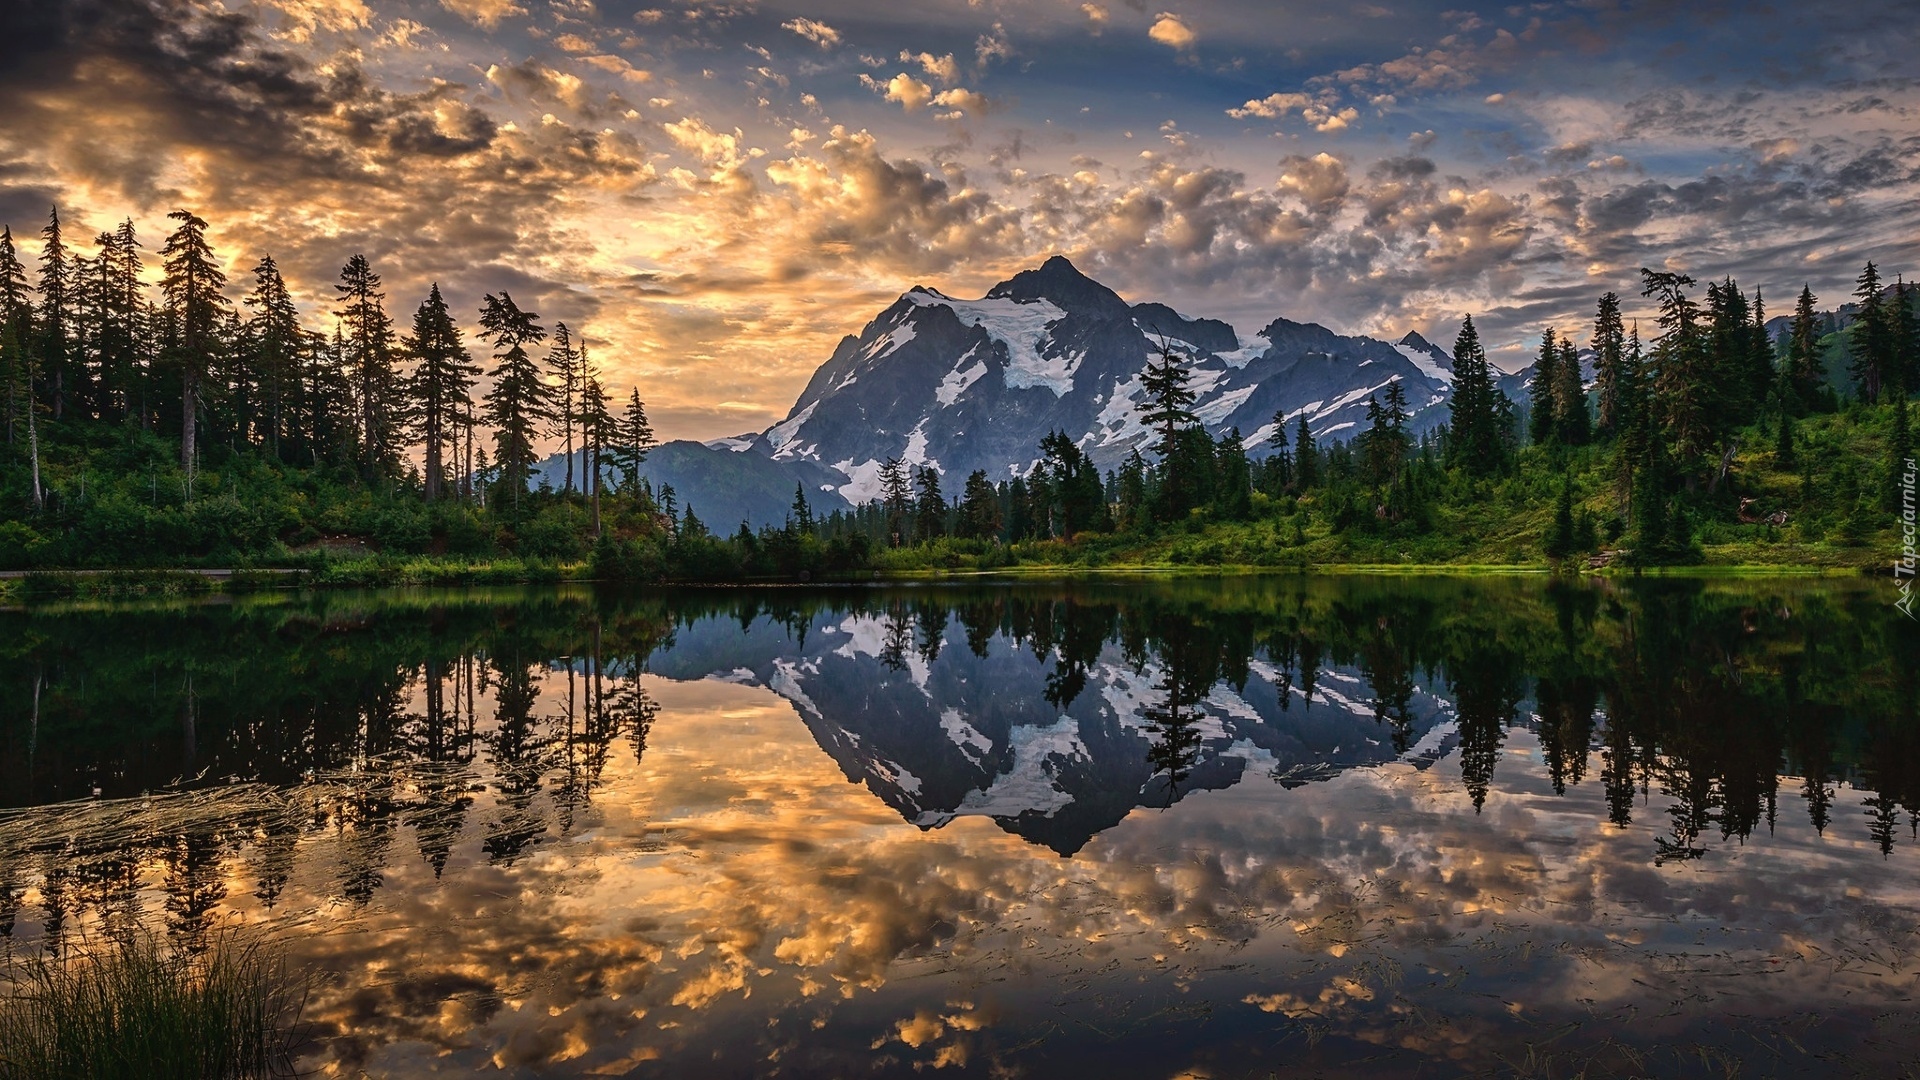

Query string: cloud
1148 12 1196 52
974 21 1011 67
1227 90 1355 132
931 88 992 117
5 0 1918 441
781 17 840 49
861 72 934 112
1228 92 1312 120
261 0 371 42
1277 153 1349 219
900 51 959 84
438 0 524 30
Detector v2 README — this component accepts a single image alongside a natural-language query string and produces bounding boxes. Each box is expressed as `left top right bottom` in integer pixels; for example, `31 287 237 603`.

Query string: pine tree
1 322 39 509
1748 288 1775 415
1214 426 1253 519
242 255 302 459
477 291 550 521
579 351 612 532
1892 280 1918 403
1592 292 1627 436
1545 473 1576 561
1849 261 1890 403
606 388 655 495
336 254 400 476
1362 383 1409 487
1612 324 1651 503
159 210 228 479
1554 335 1589 445
959 469 1002 539
547 321 582 495
1529 327 1560 447
878 457 912 544
790 482 815 535
0 227 32 446
87 221 145 425
1642 269 1715 469
1140 339 1199 515
403 284 478 502
914 466 946 541
1293 414 1320 489
307 325 355 467
37 208 73 421
1786 285 1825 413
1445 315 1509 476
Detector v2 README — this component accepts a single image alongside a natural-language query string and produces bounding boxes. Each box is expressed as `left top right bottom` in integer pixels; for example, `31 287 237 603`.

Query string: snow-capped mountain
738 256 1487 503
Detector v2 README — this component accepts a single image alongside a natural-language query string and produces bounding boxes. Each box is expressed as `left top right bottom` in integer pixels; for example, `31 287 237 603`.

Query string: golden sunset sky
2 0 1915 444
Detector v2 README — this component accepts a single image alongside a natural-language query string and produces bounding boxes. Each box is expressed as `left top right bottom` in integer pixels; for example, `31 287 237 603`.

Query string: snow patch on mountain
863 321 917 363
767 400 818 458
1196 385 1257 426
1094 377 1148 448
1393 342 1453 385
833 458 888 504
906 290 1073 396
902 420 936 472
935 347 988 406
1217 335 1270 368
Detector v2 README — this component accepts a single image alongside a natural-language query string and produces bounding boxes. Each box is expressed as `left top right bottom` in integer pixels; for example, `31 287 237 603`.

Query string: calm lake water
2 576 1918 1077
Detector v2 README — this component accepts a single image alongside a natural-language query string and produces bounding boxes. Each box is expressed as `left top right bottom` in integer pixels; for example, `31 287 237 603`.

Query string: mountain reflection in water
1 576 1916 1077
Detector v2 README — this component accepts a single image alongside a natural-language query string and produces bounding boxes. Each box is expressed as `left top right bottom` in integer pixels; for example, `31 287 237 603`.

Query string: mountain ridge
736 256 1520 505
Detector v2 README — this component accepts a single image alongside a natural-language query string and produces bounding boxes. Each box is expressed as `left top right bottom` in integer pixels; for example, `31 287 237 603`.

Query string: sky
1 0 1916 443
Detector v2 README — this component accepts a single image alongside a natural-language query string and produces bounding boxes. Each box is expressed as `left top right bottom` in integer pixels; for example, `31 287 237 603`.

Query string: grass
0 929 310 1080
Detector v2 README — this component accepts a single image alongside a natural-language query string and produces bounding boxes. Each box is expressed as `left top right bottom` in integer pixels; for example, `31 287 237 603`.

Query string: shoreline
0 558 1876 602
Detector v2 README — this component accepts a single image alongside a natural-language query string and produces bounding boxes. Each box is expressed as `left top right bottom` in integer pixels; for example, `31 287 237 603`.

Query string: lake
2 576 1917 1077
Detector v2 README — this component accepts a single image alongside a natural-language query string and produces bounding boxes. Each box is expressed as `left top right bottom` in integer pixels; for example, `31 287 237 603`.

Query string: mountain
738 256 1506 503
531 439 852 530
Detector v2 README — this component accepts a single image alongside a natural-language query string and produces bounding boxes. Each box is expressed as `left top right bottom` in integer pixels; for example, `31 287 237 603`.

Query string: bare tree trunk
26 387 42 511
424 412 442 502
181 367 198 482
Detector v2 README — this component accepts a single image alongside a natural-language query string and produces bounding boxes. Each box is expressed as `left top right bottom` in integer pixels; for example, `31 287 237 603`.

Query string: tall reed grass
0 930 309 1079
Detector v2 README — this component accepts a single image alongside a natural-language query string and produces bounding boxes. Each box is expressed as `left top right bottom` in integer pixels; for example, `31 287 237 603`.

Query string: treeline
0 204 771 571
831 261 1919 568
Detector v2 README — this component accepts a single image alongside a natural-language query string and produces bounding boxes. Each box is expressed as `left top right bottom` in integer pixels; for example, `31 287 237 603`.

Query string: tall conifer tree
477 291 550 520
159 210 228 478
1591 292 1626 437
336 254 399 476
404 284 478 502
1529 328 1560 447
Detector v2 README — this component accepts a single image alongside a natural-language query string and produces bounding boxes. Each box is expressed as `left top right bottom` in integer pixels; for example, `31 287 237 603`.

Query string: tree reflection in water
0 577 1915 1075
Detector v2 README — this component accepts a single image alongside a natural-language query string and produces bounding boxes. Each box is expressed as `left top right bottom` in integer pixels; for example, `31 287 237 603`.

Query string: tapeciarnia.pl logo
1898 457 1917 620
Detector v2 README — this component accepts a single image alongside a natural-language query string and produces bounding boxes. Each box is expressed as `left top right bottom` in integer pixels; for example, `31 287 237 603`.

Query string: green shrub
0 521 47 569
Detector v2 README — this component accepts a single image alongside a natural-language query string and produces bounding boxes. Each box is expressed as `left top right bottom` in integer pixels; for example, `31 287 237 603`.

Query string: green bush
0 521 47 569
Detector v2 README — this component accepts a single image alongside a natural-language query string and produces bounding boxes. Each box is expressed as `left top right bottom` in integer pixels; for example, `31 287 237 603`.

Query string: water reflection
1 577 1917 1076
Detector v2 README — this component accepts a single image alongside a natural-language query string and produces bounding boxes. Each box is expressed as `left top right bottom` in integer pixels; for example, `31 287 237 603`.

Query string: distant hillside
530 441 853 530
